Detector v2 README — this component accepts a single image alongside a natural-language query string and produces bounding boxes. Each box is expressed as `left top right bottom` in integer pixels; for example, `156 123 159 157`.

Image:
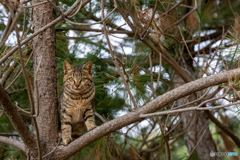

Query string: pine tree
0 0 240 159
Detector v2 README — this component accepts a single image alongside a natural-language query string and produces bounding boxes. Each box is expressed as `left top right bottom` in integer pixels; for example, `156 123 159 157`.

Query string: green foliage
70 137 121 160
0 115 26 159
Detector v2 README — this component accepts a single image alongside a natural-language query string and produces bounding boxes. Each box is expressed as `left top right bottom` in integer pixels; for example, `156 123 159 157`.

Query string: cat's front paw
87 124 96 131
63 137 72 146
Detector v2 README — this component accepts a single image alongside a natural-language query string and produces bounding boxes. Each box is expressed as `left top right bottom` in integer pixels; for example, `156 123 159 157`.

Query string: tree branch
0 84 37 154
0 136 25 152
55 68 240 159
206 110 240 148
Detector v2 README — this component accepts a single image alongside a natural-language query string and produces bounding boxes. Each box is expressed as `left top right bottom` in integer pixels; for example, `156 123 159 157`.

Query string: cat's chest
69 100 85 123
71 107 83 123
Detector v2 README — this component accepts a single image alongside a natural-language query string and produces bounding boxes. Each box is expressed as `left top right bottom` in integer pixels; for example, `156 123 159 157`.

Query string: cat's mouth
71 88 81 93
71 87 85 93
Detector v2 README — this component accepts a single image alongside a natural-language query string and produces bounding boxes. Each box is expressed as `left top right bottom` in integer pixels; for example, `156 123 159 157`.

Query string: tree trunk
32 0 59 159
174 74 218 160
182 111 218 160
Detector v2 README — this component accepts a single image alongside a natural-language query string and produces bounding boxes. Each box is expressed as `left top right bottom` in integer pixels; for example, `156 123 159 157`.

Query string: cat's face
63 60 93 94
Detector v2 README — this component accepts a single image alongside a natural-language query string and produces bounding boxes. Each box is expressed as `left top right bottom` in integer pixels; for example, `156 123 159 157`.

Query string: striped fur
58 60 96 145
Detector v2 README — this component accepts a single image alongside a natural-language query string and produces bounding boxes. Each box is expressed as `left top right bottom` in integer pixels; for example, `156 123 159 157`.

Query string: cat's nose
75 82 80 88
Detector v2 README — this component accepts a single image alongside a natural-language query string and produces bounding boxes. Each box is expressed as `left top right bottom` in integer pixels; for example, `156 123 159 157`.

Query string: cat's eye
82 78 85 82
69 78 74 82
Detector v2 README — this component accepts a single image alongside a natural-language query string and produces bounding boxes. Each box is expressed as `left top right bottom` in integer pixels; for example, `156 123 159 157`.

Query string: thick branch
56 68 240 159
0 136 25 152
0 84 37 154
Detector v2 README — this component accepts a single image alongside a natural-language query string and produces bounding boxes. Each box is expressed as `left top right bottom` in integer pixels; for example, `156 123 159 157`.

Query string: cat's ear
82 61 93 74
63 60 72 74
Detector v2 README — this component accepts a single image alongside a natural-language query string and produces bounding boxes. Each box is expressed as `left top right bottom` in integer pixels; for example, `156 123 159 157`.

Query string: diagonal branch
0 84 37 154
55 68 240 159
206 110 240 148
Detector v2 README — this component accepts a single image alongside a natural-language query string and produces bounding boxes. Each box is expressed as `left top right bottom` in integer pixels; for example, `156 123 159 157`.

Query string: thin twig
0 111 5 118
164 101 176 131
206 110 240 148
14 16 42 159
164 1 198 32
64 7 117 26
140 101 240 118
15 101 31 115
67 0 83 18
165 114 182 136
178 25 208 75
56 33 102 39
149 53 154 94
141 0 158 39
35 55 43 117
101 0 138 109
5 51 33 90
0 7 22 50
0 133 19 137
162 0 183 16
13 10 34 118
115 57 130 83
47 0 63 15
42 138 61 159
95 112 108 123
173 88 211 110
23 1 48 8
154 53 162 94
21 8 26 40
159 120 170 160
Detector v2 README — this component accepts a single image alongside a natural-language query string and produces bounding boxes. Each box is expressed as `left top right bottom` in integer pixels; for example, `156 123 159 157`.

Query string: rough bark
174 74 218 160
32 0 59 159
182 111 218 160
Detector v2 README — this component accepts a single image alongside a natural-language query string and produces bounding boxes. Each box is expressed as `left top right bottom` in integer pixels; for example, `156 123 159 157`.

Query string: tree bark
174 74 218 160
32 0 59 159
182 111 218 160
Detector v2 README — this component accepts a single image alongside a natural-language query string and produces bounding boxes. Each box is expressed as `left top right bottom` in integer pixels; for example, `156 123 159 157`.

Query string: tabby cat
58 60 96 146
